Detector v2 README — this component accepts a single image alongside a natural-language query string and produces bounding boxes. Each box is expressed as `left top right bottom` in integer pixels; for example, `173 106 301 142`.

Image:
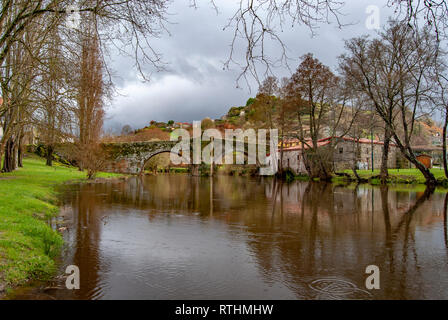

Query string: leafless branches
389 0 448 40
222 0 346 87
0 0 171 172
341 21 443 184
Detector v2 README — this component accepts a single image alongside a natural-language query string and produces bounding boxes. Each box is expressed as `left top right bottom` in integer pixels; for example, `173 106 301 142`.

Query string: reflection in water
444 193 448 251
11 176 448 299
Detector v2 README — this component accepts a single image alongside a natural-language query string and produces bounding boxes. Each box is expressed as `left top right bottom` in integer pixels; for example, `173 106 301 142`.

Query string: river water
10 175 448 299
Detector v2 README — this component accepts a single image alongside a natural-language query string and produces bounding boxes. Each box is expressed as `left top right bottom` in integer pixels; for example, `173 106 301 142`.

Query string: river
9 175 448 299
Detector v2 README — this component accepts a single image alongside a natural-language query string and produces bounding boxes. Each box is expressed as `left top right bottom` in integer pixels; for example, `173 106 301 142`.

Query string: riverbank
0 154 121 296
335 168 448 185
149 166 448 186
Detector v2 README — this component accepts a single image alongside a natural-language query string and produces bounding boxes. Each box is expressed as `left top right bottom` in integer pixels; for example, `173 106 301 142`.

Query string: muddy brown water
8 175 448 299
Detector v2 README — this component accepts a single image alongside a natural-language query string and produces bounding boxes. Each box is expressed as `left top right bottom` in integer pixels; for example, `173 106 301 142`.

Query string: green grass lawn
0 155 120 293
342 168 448 184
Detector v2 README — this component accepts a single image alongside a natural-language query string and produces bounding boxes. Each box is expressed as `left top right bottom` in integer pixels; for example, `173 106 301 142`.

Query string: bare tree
285 53 355 180
0 11 52 171
340 35 399 183
435 55 448 178
0 0 171 172
339 91 373 181
276 77 296 174
341 21 441 185
72 19 106 177
36 24 72 166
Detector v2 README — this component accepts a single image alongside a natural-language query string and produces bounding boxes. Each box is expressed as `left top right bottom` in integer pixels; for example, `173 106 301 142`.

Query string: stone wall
102 139 263 175
281 140 398 174
102 141 178 174
280 150 308 175
333 140 397 171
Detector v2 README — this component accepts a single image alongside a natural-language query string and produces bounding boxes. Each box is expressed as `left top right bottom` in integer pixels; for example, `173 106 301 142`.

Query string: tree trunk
301 148 312 176
380 125 391 184
190 164 200 176
416 160 437 185
443 109 448 179
279 136 284 175
352 165 362 182
319 157 331 181
351 141 364 182
2 138 16 173
406 149 436 185
308 150 320 179
17 134 23 168
46 145 54 166
18 148 23 167
13 142 19 169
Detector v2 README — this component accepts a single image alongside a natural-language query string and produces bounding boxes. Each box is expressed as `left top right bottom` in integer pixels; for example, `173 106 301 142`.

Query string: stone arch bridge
102 139 267 175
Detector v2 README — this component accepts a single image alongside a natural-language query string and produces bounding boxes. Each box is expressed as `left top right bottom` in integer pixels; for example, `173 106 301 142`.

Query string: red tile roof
281 136 396 151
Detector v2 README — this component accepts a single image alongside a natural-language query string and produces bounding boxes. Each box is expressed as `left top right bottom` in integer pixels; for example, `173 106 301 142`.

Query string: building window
339 147 343 154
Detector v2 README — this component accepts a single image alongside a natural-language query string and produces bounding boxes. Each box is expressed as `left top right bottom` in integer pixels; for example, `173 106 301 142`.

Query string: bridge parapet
102 139 269 175
102 141 179 174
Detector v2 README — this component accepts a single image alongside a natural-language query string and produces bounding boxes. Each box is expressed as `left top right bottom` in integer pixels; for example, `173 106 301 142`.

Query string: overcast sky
105 0 395 133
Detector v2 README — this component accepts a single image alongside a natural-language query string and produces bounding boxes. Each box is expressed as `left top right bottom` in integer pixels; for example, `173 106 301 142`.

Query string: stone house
278 139 330 175
280 137 398 174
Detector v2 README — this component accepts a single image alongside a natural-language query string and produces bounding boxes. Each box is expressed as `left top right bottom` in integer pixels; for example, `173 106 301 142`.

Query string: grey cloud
106 69 249 130
105 0 395 131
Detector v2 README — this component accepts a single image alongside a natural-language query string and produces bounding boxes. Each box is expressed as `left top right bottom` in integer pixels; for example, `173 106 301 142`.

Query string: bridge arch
140 150 191 174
